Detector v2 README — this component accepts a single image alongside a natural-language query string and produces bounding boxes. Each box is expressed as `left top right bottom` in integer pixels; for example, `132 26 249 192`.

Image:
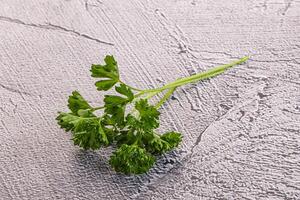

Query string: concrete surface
0 0 299 199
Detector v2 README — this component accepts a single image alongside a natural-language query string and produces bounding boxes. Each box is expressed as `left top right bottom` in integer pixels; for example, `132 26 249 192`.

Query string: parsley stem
145 91 160 99
119 80 143 91
154 87 177 108
137 56 249 96
92 106 105 111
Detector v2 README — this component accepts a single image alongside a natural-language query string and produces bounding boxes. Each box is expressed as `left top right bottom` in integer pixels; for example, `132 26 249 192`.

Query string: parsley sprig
56 55 249 174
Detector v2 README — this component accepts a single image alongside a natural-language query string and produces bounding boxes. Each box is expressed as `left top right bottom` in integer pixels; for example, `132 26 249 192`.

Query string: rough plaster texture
0 0 299 199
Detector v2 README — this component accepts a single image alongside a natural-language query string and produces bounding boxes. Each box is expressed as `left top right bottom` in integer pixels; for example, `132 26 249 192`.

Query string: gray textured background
0 0 299 199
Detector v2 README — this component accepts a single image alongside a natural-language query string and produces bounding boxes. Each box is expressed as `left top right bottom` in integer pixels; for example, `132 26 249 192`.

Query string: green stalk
134 56 249 107
92 106 105 111
136 56 249 97
155 87 177 108
119 80 143 91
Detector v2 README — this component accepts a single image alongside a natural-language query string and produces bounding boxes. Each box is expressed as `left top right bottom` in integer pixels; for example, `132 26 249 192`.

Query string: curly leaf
91 55 119 91
160 131 182 149
56 112 80 132
115 83 134 101
109 144 155 174
68 91 92 115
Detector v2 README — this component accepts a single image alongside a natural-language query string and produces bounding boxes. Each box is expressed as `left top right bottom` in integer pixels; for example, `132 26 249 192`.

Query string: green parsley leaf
109 144 155 174
160 131 182 149
135 99 160 130
144 134 171 154
91 55 119 91
104 95 128 105
115 83 134 101
144 132 182 154
103 84 134 128
115 129 136 146
95 79 118 91
68 91 92 115
104 105 126 127
56 112 79 132
104 84 134 106
56 113 111 150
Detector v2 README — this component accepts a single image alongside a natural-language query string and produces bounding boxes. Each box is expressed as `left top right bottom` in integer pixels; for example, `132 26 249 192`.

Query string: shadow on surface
70 148 185 198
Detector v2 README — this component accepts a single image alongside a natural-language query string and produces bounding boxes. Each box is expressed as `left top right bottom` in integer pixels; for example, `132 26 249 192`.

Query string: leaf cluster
57 55 182 174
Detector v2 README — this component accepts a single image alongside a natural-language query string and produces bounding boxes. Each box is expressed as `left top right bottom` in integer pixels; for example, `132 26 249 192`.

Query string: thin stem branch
145 91 160 100
147 56 249 93
92 106 105 111
119 80 143 91
155 87 177 108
